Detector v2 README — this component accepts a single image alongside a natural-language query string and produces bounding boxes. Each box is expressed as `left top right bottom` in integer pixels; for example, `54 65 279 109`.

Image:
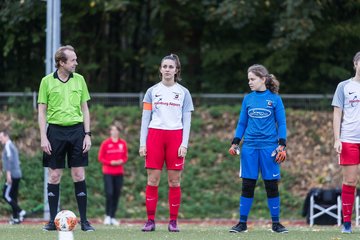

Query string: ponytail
248 64 280 94
265 74 280 94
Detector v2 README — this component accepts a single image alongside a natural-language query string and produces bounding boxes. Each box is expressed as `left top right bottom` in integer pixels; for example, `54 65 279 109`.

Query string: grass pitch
0 223 356 240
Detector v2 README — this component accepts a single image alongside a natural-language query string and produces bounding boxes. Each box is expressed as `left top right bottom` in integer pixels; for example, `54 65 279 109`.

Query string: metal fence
0 92 334 111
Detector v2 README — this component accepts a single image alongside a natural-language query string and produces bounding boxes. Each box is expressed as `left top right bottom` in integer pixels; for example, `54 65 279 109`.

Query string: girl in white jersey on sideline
139 54 194 232
332 51 360 234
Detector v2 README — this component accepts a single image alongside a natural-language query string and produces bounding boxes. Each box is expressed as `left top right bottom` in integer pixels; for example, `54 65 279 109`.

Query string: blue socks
267 196 280 222
239 196 254 222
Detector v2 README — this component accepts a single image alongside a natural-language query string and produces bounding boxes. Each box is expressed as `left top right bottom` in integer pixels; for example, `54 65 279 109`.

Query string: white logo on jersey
248 108 271 118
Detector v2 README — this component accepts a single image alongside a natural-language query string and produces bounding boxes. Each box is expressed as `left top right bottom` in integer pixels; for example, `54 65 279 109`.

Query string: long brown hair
159 53 182 82
248 64 280 94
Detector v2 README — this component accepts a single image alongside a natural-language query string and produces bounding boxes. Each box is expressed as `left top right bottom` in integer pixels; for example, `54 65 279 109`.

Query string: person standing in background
0 130 26 224
98 124 128 226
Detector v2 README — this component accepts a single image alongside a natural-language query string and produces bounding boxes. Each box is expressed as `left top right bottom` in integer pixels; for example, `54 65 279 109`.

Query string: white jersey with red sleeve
143 82 194 130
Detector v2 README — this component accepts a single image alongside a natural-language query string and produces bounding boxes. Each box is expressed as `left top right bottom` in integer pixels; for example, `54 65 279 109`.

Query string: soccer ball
54 210 78 231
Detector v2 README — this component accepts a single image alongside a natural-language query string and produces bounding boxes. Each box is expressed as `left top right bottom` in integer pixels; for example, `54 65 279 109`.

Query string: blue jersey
234 90 286 148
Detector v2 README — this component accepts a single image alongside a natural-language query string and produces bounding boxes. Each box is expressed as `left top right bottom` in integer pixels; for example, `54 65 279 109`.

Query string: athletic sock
342 184 356 223
74 180 87 222
169 186 181 221
267 196 280 223
145 185 158 221
47 183 60 221
239 196 253 222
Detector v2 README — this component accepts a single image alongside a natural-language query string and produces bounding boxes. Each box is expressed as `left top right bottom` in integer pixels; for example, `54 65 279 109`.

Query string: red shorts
146 128 185 170
339 142 360 165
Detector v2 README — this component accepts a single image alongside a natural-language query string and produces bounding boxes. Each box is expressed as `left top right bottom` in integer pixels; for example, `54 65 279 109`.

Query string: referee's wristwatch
85 131 92 137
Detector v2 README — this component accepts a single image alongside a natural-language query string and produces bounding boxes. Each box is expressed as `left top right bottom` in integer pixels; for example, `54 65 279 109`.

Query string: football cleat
341 222 352 234
272 222 289 233
81 220 95 232
168 220 180 232
103 216 111 225
19 210 26 222
141 219 155 232
43 221 57 231
229 222 248 233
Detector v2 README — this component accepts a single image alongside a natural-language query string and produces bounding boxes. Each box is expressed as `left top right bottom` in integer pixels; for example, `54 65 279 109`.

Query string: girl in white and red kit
139 54 194 232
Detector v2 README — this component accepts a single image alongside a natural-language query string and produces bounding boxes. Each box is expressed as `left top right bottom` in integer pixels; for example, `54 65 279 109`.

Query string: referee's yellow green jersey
38 71 90 126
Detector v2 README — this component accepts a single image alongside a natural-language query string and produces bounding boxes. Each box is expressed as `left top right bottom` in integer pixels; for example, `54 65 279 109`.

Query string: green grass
0 224 356 240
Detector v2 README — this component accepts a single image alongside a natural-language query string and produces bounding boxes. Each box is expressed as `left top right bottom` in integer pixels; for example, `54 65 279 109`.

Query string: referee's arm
81 101 91 153
38 103 52 155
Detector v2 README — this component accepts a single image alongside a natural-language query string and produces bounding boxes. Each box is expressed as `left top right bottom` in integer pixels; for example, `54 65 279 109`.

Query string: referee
38 45 94 231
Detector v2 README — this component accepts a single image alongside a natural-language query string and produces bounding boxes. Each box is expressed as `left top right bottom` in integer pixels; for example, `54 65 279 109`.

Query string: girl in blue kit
228 64 288 234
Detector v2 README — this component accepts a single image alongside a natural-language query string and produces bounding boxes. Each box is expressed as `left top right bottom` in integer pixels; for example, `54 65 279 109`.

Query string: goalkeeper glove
229 144 240 156
272 145 286 163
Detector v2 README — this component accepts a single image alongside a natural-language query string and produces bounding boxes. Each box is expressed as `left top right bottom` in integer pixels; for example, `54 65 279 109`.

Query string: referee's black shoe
229 222 248 233
43 221 57 231
272 222 289 233
81 220 95 231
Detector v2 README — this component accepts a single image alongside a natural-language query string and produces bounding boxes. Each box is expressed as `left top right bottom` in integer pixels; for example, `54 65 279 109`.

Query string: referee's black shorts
43 123 88 169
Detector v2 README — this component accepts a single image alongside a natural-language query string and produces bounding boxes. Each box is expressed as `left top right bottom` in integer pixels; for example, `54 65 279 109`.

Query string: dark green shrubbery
0 105 302 220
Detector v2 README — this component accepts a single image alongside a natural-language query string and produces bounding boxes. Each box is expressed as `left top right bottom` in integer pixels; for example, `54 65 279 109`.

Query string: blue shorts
239 146 280 180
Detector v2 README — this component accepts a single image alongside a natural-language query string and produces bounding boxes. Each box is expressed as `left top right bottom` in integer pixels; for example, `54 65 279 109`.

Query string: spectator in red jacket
98 124 128 226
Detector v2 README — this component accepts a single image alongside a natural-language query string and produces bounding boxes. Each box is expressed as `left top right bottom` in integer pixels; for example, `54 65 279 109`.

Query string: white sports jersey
143 82 194 130
332 78 360 143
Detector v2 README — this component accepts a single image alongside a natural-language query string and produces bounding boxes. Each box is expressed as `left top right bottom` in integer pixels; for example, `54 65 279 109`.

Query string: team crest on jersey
173 92 180 100
118 144 124 151
266 100 273 108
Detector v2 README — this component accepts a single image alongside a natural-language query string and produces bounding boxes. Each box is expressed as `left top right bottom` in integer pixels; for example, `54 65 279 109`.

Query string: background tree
0 0 359 93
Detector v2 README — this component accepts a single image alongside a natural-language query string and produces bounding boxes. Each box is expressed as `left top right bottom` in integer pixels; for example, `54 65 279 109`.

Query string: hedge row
0 104 303 220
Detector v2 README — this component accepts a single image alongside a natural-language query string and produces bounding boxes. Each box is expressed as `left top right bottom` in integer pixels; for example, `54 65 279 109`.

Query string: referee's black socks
47 183 60 221
74 180 87 222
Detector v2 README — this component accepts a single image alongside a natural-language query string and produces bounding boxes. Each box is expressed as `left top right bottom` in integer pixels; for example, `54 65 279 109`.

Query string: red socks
145 185 158 220
145 185 182 221
169 186 181 221
342 184 356 223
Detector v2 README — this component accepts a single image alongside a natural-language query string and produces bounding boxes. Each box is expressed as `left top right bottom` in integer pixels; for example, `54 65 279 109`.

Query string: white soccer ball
54 210 78 231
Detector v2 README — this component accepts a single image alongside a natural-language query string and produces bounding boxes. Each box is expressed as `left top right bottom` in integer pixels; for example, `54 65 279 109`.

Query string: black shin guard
264 180 279 198
241 178 257 198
